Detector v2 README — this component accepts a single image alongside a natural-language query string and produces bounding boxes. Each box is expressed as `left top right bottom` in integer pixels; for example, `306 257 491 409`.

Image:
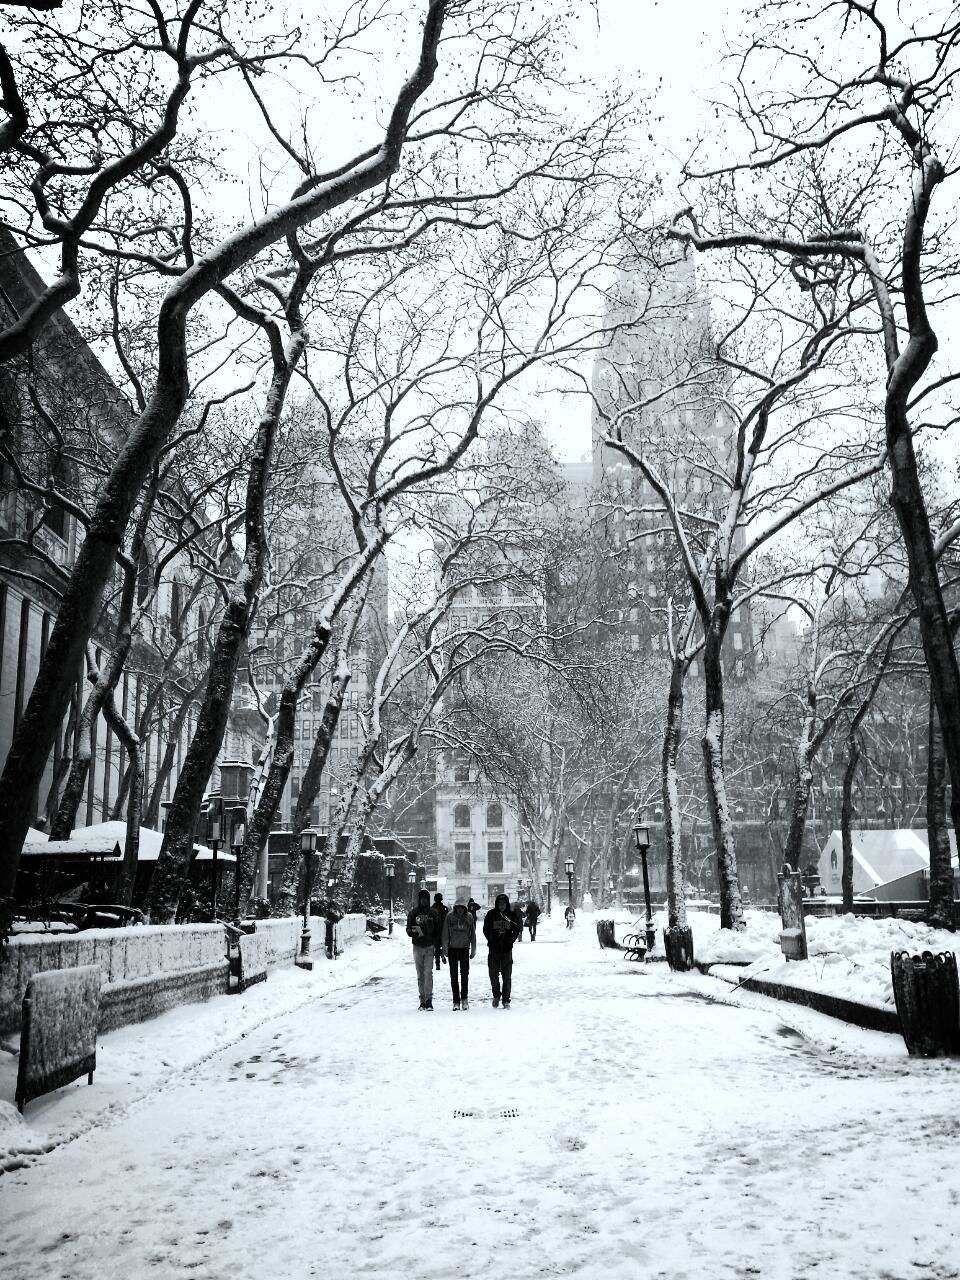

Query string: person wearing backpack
441 900 476 1010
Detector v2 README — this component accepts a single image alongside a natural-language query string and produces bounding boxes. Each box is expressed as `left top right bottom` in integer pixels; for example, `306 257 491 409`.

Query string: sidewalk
0 931 402 1174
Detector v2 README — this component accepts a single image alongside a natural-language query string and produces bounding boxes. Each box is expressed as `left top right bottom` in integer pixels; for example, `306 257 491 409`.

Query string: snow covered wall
0 914 368 1034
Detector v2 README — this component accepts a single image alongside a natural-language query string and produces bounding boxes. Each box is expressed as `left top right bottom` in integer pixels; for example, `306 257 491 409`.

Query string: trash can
663 924 695 971
890 950 960 1057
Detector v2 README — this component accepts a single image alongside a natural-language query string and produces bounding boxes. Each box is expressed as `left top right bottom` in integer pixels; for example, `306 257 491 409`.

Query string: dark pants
448 947 470 1002
528 920 537 940
488 950 513 1003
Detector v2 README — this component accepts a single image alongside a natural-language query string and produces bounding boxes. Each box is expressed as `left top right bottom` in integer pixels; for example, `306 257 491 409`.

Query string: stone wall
1 913 369 1034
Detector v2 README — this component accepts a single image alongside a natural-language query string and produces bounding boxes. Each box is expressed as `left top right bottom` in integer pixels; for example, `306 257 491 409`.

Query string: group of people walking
405 890 542 1010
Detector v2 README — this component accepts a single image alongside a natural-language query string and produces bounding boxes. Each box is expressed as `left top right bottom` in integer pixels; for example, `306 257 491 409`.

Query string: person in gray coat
441 901 476 1009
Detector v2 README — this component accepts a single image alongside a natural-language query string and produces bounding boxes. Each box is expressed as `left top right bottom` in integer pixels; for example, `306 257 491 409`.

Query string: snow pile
597 905 960 1011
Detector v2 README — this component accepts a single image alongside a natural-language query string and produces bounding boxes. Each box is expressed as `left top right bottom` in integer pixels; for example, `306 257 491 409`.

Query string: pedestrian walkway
3 919 959 1279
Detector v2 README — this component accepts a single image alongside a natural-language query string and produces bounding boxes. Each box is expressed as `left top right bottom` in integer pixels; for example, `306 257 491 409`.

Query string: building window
487 841 503 873
733 632 743 651
457 883 472 903
454 803 471 829
488 882 505 905
486 802 503 828
830 851 838 871
455 842 471 874
453 752 470 783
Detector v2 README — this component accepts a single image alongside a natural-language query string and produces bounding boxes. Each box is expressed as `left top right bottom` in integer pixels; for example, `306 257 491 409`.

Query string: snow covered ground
2 915 960 1280
608 906 960 1010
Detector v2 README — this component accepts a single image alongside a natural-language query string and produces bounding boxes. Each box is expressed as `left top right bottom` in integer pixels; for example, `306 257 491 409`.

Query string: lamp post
564 857 575 908
296 828 317 969
632 815 655 952
231 818 246 919
517 876 524 903
544 872 552 916
407 870 416 908
385 862 395 935
206 798 224 922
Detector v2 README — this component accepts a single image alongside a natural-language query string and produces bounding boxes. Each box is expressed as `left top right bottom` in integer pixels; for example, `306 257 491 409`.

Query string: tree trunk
926 680 954 929
255 660 349 918
840 737 860 914
49 653 100 840
146 344 303 923
700 603 744 930
662 656 688 929
232 542 386 915
142 679 204 829
783 742 815 873
102 687 143 908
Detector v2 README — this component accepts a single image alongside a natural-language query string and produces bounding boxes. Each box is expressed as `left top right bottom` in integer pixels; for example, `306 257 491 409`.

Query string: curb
697 962 901 1035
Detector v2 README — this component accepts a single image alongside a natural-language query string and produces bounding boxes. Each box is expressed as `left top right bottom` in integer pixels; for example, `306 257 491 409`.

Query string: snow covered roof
820 828 956 890
21 823 235 863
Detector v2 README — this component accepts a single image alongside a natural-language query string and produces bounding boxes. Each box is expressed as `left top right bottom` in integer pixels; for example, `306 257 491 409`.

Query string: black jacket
483 906 520 953
525 902 541 921
406 904 442 949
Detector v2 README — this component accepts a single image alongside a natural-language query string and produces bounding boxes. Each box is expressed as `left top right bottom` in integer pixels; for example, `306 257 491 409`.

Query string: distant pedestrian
467 898 480 925
406 889 442 1010
525 900 541 941
441 901 476 1010
483 893 521 1008
564 905 576 929
433 894 449 970
512 901 525 943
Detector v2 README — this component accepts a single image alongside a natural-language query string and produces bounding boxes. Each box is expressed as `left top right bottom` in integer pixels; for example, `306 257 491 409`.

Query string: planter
891 950 960 1057
663 924 694 971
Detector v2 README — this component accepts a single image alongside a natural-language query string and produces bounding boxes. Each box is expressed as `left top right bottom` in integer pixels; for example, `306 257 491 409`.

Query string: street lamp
632 815 655 953
206 798 224 921
564 857 575 908
296 828 317 969
385 861 395 935
544 871 552 916
407 870 416 907
517 876 524 902
231 818 246 919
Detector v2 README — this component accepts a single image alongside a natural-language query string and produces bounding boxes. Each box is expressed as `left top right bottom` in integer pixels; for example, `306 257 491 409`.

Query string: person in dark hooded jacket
483 893 521 1007
406 889 442 1009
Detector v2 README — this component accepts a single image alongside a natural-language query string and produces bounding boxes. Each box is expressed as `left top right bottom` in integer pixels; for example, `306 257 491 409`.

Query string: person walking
525 899 541 941
483 892 521 1008
512 900 525 943
406 889 442 1010
433 893 449 971
441 900 476 1010
466 898 480 926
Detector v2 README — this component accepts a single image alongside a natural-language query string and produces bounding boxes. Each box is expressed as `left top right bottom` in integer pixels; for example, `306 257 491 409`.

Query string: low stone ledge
698 962 900 1034
99 962 230 1033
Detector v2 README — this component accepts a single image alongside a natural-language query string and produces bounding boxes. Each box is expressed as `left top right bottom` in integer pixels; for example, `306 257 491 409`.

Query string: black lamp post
385 861 394 935
206 798 224 921
407 870 416 907
564 857 575 908
517 876 524 902
296 828 317 969
231 817 246 919
544 872 552 916
632 815 655 952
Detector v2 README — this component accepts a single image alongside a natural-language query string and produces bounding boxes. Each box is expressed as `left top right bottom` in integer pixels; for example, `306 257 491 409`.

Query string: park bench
16 965 100 1112
596 917 646 961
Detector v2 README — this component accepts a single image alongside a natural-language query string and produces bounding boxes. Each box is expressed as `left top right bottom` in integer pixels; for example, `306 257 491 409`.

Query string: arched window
830 850 838 871
486 802 503 829
453 803 471 830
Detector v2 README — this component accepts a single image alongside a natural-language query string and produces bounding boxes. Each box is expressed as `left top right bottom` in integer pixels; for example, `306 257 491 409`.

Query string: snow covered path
3 919 960 1280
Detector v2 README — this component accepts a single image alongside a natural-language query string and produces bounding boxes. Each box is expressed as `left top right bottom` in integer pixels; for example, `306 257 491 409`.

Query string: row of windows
454 841 503 874
453 802 502 829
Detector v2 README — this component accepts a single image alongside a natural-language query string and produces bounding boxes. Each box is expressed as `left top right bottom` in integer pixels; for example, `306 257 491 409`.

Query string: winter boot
424 998 433 1010
502 1000 511 1009
452 1001 461 1011
492 995 500 1008
461 998 469 1010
